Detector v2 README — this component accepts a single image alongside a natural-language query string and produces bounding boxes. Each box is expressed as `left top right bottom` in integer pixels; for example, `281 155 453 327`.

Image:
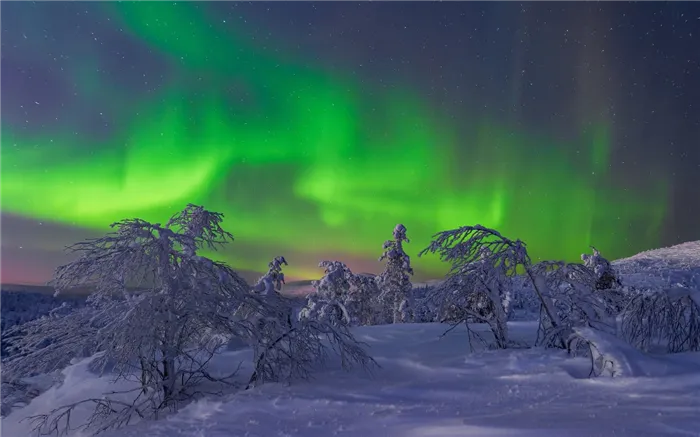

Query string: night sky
2 2 699 285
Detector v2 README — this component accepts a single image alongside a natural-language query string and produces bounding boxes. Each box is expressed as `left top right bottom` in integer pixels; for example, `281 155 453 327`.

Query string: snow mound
573 327 700 378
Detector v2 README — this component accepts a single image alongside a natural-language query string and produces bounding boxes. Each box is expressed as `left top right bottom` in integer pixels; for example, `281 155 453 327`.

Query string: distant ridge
613 240 700 273
5 241 698 297
1 283 64 295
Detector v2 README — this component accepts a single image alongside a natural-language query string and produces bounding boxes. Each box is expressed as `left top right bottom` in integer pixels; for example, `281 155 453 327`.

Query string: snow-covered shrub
582 246 621 291
345 274 381 326
411 285 438 323
246 317 378 388
250 256 294 327
427 248 513 348
253 256 288 295
508 277 541 321
250 262 377 387
419 225 536 349
299 261 353 326
1 291 88 358
530 261 618 349
620 273 700 353
580 247 628 314
377 224 414 324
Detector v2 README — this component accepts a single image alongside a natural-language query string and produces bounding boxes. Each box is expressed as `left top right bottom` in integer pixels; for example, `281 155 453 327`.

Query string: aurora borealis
2 2 698 284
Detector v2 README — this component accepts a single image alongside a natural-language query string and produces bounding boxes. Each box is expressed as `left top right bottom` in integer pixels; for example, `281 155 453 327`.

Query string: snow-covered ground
4 241 700 437
4 321 700 437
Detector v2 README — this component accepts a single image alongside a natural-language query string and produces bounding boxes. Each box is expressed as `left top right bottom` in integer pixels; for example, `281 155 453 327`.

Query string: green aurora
1 3 669 279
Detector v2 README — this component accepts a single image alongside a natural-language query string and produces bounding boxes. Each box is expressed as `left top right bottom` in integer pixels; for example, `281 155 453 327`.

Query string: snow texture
4 230 700 437
4 322 700 437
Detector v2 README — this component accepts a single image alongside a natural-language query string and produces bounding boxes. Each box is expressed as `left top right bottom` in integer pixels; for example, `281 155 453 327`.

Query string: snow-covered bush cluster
299 221 696 374
3 205 698 435
1 205 376 434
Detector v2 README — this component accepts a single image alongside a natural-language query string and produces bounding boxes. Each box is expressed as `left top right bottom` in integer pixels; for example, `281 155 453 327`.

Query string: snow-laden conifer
299 261 353 326
253 256 288 295
377 224 414 324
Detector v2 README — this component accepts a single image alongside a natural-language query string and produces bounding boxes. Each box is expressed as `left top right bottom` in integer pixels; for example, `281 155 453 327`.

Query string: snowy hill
613 240 700 288
613 240 700 272
4 322 700 437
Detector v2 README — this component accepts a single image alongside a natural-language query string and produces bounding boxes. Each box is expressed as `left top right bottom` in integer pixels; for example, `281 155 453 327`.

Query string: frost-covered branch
3 205 267 435
530 260 616 348
247 318 378 388
620 273 700 353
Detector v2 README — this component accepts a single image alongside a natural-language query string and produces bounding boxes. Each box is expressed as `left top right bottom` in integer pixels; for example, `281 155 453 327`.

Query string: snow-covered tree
620 272 700 353
252 261 378 387
377 224 414 324
2 205 274 434
250 256 294 327
529 260 617 349
345 273 381 326
3 205 377 434
423 246 513 348
253 256 288 295
410 285 437 323
419 225 567 348
581 247 621 291
299 261 353 326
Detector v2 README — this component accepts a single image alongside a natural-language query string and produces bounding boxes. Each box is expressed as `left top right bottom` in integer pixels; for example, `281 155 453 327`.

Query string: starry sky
2 2 699 285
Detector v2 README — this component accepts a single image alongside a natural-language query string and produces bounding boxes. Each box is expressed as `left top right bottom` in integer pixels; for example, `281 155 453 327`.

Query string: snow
5 322 700 437
5 240 700 437
614 241 700 289
573 326 700 378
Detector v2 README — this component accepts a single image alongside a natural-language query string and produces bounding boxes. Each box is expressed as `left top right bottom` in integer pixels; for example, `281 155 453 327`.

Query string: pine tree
377 224 414 324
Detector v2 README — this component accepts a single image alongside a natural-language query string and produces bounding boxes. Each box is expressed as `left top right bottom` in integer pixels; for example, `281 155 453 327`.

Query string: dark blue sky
2 2 699 284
